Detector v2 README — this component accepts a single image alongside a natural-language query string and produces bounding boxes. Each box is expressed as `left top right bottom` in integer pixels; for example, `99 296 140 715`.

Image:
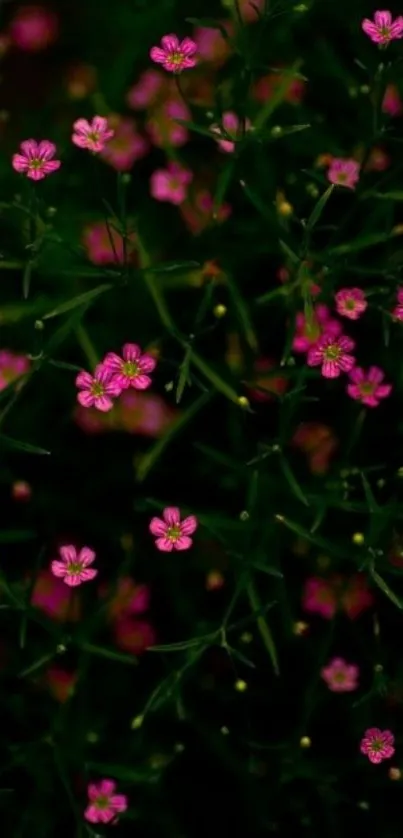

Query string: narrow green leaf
371 570 403 610
278 455 309 506
0 530 36 542
174 119 219 140
254 60 303 130
361 471 379 512
367 191 403 200
226 273 258 351
85 763 152 783
22 262 33 300
43 284 112 319
279 239 300 264
0 433 50 455
147 261 201 274
189 349 243 405
148 634 215 653
306 184 334 231
176 347 192 404
327 231 396 256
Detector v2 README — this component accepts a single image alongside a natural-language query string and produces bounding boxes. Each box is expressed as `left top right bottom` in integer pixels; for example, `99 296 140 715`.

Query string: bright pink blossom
150 34 197 73
103 344 156 392
9 5 58 51
307 333 355 378
150 161 192 204
12 139 61 180
211 111 251 153
360 728 395 764
99 117 149 170
146 98 190 148
293 304 341 353
382 84 403 116
327 158 360 189
362 10 403 45
127 69 165 109
392 287 403 320
347 366 392 407
72 116 114 153
321 657 359 692
76 364 121 412
51 545 98 588
85 779 128 824
149 506 198 552
0 350 30 390
335 287 367 320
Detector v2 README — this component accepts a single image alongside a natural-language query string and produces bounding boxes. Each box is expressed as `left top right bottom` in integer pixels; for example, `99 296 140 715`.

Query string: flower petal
77 390 95 408
149 517 167 536
79 568 98 582
131 374 152 390
59 545 77 563
139 354 157 373
174 536 192 550
163 507 181 526
150 47 167 63
374 10 392 28
51 560 67 578
94 395 114 412
102 352 122 372
99 779 116 796
155 537 174 552
20 139 39 159
38 140 57 160
180 37 197 56
12 154 29 172
161 34 180 52
122 343 141 362
180 515 198 535
78 547 96 566
76 371 93 389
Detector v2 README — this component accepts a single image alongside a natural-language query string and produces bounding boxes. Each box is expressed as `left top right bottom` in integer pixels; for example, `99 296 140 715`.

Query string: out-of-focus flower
307 333 356 378
12 140 61 180
113 617 156 654
222 0 264 23
211 111 251 153
72 116 114 153
146 98 190 148
75 364 121 412
99 116 149 171
193 24 231 66
362 10 403 45
85 779 128 824
46 667 77 702
9 5 58 51
321 657 359 692
65 63 97 100
206 570 225 591
150 34 198 73
149 506 198 552
74 390 177 437
127 69 166 109
100 577 150 622
150 161 193 204
83 220 137 265
302 574 374 619
31 569 81 622
365 146 390 171
246 357 288 402
327 158 360 189
335 288 367 320
360 728 395 764
51 545 98 587
11 480 31 501
102 344 156 392
0 350 30 390
347 366 392 407
382 84 403 116
292 421 338 474
392 287 403 320
180 188 231 234
253 70 306 105
293 304 341 354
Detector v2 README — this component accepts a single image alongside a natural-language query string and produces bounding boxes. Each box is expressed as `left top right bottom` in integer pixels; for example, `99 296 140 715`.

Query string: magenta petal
95 363 112 382
132 375 152 390
102 352 122 372
27 169 46 181
59 545 77 563
94 395 114 412
99 779 116 796
122 343 141 362
174 536 192 550
307 348 322 366
84 805 100 823
149 517 167 536
73 118 91 134
77 390 95 408
76 370 93 389
79 568 98 582
376 384 392 398
180 37 197 55
338 355 355 372
110 795 128 812
348 366 364 383
51 560 67 578
374 10 392 28
163 506 181 526
20 139 38 158
180 515 198 535
72 134 91 148
321 360 339 378
93 115 108 132
12 154 29 172
43 160 61 173
38 140 57 160
150 47 167 63
161 34 180 52
139 355 157 373
87 784 101 802
78 547 96 566
155 537 174 552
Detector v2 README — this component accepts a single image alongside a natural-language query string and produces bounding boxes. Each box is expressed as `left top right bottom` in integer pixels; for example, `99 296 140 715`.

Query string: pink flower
366 146 390 172
303 574 373 620
51 545 98 588
307 333 355 378
149 506 198 552
293 304 341 353
150 161 193 205
76 364 121 411
211 111 251 153
303 577 338 619
360 728 395 764
327 158 360 189
85 779 128 824
83 221 137 266
72 115 114 153
246 357 288 403
119 390 176 436
31 569 81 621
292 422 338 475
150 34 197 73
0 349 30 390
193 24 231 66
362 10 403 45
347 366 392 407
99 116 149 171
146 98 190 148
9 5 58 51
254 71 306 105
335 288 367 320
100 578 150 621
180 188 231 233
113 617 156 654
46 667 77 703
102 344 156 392
321 657 359 692
382 84 403 116
127 69 165 109
11 480 31 501
392 287 403 320
12 139 61 180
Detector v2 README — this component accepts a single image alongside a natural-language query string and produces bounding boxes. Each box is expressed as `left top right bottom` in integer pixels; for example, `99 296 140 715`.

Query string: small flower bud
213 304 227 318
131 715 144 729
235 679 248 692
352 532 365 545
221 726 230 735
271 125 282 137
293 621 309 636
300 736 311 748
389 767 401 780
35 319 44 330
241 631 253 644
237 395 250 409
278 201 293 217
239 510 249 521
121 174 131 185
86 731 99 743
56 644 66 654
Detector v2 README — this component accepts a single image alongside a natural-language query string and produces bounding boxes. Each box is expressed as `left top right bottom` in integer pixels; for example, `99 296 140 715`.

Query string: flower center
88 131 100 143
29 158 43 170
371 737 383 752
67 562 83 574
359 382 375 396
122 360 139 378
345 298 355 309
323 344 340 361
167 525 181 541
380 26 391 37
334 671 346 683
95 795 110 810
304 319 320 340
170 51 183 65
91 381 105 397
337 172 347 183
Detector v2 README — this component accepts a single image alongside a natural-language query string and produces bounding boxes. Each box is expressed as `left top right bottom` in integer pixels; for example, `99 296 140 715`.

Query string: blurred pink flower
253 71 306 105
321 657 359 692
11 480 31 501
119 390 176 436
303 574 373 620
246 357 288 403
362 10 403 45
360 728 395 764
9 5 58 51
307 333 355 378
150 161 193 204
51 545 98 588
327 158 360 189
393 287 403 320
382 84 403 116
236 0 264 23
149 506 198 552
102 344 156 392
211 111 251 153
72 116 114 153
293 304 341 353
193 24 231 66
65 63 97 100
150 34 197 73
83 221 137 265
292 422 338 475
180 188 231 233
99 116 149 171
335 288 367 320
46 667 77 703
347 366 392 407
12 139 61 180
85 779 128 824
366 146 390 172
0 350 30 390
31 569 81 622
76 364 121 411
113 617 156 654
127 69 166 109
146 98 190 148
100 577 150 622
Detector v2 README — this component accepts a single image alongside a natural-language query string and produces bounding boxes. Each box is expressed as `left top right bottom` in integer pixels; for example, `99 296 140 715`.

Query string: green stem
246 580 279 675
